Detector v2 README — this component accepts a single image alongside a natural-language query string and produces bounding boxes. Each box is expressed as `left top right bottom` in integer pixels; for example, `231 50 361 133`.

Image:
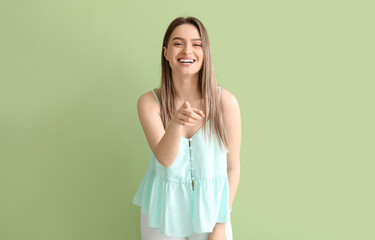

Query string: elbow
158 159 173 168
165 163 173 168
153 145 175 168
227 162 240 172
153 151 173 168
156 156 174 168
227 167 240 172
160 156 174 168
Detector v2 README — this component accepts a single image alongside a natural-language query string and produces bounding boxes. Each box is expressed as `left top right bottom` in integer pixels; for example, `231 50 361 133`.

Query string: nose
183 45 192 55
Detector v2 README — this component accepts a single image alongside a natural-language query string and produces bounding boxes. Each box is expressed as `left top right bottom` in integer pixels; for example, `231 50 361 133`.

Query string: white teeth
179 59 195 63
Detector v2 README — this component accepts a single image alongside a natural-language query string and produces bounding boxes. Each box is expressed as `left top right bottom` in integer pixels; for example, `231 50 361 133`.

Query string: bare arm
213 87 241 231
137 91 204 168
223 88 241 211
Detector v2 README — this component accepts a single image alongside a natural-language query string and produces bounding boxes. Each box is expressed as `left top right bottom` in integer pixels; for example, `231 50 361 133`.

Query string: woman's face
163 24 204 76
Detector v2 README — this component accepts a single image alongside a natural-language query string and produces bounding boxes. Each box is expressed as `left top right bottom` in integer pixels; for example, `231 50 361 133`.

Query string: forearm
213 166 240 230
154 121 183 168
228 166 240 211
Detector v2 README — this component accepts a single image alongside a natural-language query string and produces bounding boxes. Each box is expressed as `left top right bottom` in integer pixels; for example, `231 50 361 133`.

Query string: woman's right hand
172 101 205 127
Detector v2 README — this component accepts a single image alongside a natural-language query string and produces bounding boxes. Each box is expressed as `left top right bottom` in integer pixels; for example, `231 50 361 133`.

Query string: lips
178 58 196 63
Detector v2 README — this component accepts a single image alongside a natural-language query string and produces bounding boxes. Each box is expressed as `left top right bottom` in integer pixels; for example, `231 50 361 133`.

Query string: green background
1 0 374 239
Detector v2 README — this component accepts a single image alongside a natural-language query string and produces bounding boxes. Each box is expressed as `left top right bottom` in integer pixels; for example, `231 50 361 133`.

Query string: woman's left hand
208 227 226 240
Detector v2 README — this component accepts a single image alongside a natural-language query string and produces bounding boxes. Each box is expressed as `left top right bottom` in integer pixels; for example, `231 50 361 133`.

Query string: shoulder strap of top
152 88 161 107
218 86 222 101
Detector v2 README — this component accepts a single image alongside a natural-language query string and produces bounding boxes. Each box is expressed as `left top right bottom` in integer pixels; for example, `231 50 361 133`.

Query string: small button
191 168 194 171
192 177 195 180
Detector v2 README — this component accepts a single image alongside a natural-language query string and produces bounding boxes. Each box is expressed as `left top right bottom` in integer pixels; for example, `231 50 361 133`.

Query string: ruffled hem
132 167 230 237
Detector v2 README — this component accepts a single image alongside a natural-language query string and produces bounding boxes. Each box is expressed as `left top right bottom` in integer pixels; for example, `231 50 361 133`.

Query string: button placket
188 139 195 191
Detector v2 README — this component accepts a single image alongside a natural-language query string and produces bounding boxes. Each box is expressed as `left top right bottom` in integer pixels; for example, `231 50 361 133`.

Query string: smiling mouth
178 58 196 64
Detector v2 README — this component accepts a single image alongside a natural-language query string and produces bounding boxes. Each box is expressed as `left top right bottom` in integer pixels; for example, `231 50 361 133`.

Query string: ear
163 46 168 61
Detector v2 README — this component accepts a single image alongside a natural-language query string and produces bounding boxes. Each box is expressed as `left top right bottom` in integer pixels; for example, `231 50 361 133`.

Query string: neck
171 72 201 102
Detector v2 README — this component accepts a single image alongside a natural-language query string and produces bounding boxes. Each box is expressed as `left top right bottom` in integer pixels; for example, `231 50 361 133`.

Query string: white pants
140 212 233 240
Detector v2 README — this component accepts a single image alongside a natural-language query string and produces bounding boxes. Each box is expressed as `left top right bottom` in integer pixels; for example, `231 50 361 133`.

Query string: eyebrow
172 37 202 41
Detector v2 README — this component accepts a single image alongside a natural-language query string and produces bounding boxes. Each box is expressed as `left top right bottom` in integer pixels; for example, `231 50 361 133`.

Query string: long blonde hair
155 16 228 152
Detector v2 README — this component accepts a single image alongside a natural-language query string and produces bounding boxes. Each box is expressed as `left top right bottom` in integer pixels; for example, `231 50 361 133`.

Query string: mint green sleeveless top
132 86 230 237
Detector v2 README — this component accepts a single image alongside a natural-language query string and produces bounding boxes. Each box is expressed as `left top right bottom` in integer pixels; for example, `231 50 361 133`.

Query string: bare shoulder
220 86 240 112
219 86 241 137
137 90 160 115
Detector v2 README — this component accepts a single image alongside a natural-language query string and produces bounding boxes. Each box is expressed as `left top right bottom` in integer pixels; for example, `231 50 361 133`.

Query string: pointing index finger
192 108 205 118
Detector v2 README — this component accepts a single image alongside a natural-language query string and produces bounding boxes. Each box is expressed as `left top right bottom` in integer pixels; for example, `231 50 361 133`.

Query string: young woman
133 16 241 240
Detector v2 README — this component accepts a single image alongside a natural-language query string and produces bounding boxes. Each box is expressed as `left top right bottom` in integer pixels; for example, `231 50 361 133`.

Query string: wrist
168 118 182 132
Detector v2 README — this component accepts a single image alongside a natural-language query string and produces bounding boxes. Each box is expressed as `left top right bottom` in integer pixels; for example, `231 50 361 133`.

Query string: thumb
184 100 191 108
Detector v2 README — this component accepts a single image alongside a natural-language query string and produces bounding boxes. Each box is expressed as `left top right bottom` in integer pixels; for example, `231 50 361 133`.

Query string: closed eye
173 43 201 47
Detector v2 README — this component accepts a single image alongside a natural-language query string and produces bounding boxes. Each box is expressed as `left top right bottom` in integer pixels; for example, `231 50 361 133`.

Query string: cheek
198 53 204 61
198 51 204 60
166 49 176 59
